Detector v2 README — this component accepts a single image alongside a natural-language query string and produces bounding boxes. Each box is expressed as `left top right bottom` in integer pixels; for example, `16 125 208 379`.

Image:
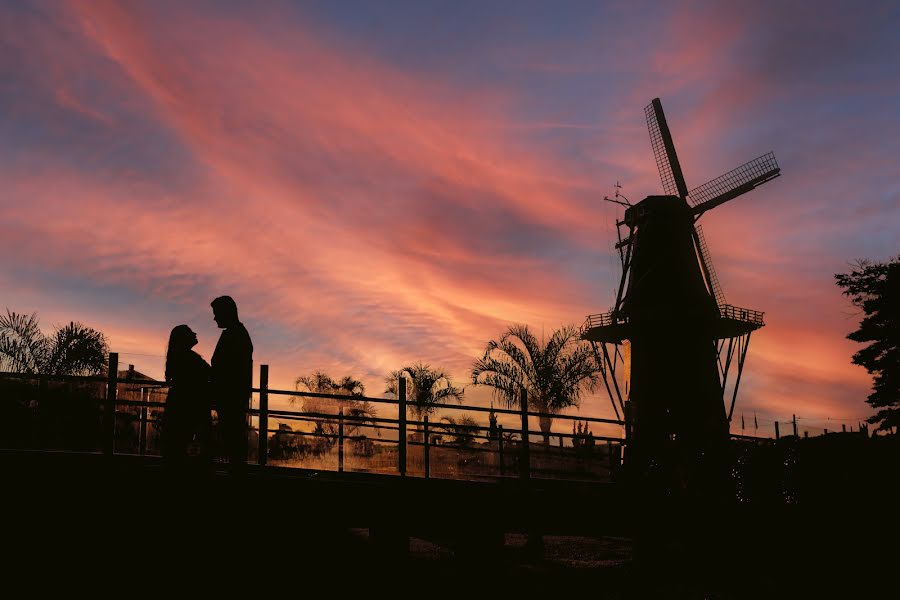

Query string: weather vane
604 181 631 207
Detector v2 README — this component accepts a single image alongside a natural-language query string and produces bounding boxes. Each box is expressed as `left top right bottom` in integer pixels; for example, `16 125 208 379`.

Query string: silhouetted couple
163 296 253 473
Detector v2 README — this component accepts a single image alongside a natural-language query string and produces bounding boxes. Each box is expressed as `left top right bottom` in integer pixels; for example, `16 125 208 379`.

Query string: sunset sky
1 0 898 433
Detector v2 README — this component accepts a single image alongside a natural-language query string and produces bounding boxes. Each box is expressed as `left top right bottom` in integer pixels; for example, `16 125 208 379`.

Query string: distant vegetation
836 256 900 432
291 370 376 451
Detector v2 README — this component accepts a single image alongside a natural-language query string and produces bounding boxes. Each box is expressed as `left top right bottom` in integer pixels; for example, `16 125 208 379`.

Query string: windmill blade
645 98 688 198
689 152 780 216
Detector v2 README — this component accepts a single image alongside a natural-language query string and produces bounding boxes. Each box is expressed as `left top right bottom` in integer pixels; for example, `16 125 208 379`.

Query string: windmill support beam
727 332 752 422
719 336 736 394
591 341 621 421
716 339 727 378
613 235 633 314
600 341 626 414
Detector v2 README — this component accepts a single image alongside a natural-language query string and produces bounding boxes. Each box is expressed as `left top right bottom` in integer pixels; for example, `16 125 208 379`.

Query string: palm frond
0 310 48 373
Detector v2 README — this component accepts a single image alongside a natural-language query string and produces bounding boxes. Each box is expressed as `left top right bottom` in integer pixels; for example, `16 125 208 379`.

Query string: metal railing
719 304 765 326
582 305 763 332
0 353 626 483
582 311 627 332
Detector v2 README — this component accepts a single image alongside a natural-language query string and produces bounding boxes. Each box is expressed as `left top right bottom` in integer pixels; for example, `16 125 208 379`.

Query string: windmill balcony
718 304 764 327
581 304 763 344
580 311 629 344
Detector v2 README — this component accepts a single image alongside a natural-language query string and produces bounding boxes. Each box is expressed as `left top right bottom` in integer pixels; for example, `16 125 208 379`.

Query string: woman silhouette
162 325 212 466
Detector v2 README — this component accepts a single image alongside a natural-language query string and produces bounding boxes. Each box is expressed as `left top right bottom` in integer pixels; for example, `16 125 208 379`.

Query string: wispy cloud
1 0 895 424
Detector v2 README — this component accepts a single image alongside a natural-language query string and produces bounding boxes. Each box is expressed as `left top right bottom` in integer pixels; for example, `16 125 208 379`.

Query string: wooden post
608 440 613 472
774 421 780 440
104 352 118 456
804 430 809 438
520 387 530 480
559 434 564 454
842 424 846 433
824 428 828 435
498 425 505 476
398 377 407 477
338 408 344 473
423 415 430 479
139 387 148 456
623 400 633 469
258 364 269 466
793 414 798 438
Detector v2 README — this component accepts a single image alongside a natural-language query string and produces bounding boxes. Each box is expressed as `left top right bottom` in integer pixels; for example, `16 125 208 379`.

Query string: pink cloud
0 0 888 429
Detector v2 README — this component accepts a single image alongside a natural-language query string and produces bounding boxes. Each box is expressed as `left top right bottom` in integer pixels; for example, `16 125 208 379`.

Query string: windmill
583 98 780 485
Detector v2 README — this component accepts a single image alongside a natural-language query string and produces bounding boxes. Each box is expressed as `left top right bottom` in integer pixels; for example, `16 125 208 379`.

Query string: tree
440 414 479 447
836 256 900 432
0 310 108 376
471 324 600 444
384 362 464 420
294 370 375 444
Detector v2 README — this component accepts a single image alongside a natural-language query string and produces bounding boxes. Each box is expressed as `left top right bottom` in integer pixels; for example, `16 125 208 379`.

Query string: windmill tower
583 98 780 487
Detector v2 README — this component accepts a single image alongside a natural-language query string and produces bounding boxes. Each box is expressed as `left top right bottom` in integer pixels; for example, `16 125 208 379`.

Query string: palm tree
0 311 45 373
0 310 108 376
439 414 479 447
471 324 600 444
384 362 464 420
294 370 375 442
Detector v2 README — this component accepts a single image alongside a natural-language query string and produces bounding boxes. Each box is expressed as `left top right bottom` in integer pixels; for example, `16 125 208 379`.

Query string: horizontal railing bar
1 373 624 427
253 388 399 406
267 410 394 424
259 387 624 425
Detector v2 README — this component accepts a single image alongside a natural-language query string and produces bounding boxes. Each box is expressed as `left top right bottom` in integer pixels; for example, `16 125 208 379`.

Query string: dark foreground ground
4 447 896 598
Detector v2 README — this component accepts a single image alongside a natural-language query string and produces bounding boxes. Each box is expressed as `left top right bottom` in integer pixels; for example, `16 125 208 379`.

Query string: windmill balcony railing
583 306 763 331
719 304 765 326
582 311 627 333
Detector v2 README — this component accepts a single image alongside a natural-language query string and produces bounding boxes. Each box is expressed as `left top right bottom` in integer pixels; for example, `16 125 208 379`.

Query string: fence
0 353 626 484
3 353 875 482
731 413 872 441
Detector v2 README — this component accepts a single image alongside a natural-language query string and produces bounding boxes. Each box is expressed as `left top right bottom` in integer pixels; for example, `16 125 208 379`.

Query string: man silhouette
211 296 253 472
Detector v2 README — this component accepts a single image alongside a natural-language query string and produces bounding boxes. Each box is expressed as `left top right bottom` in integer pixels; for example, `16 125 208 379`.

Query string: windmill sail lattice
689 152 780 216
645 99 687 198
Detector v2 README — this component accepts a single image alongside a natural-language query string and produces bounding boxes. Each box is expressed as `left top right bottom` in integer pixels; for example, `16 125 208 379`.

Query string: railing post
104 352 118 456
774 421 780 440
793 414 798 438
258 364 268 466
607 440 613 472
398 377 407 477
338 408 344 473
423 415 430 479
139 387 148 456
842 424 846 433
498 425 505 476
519 387 530 480
623 400 633 469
